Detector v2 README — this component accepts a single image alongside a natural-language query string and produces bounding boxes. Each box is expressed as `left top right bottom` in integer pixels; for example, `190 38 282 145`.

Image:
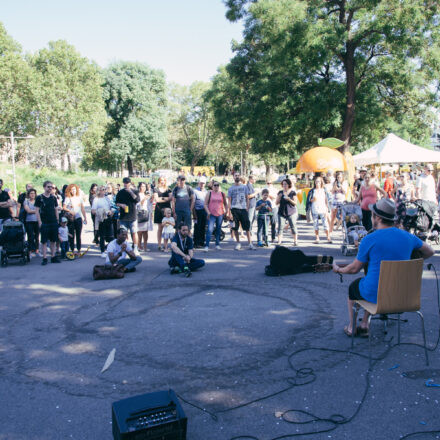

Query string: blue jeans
117 256 142 270
60 241 69 259
205 214 223 246
168 253 205 271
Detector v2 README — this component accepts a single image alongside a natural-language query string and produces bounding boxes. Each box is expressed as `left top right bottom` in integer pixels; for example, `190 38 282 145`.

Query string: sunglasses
213 184 220 187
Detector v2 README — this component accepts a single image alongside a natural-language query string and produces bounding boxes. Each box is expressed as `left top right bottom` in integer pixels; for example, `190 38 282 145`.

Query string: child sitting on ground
346 214 367 247
161 208 175 252
255 189 273 246
58 217 73 260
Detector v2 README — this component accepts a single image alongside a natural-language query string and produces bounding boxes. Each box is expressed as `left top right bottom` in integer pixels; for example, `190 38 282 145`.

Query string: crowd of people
0 163 438 276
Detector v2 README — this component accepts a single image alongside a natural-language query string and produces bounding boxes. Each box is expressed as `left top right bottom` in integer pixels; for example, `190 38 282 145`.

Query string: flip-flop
344 326 356 337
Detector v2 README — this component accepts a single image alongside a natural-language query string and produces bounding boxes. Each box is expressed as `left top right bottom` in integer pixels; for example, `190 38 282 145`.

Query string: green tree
168 81 222 173
29 40 107 170
0 22 37 136
221 0 440 152
103 62 168 175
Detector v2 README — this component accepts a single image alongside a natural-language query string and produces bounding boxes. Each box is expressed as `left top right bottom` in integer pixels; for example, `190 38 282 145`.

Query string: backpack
172 185 193 199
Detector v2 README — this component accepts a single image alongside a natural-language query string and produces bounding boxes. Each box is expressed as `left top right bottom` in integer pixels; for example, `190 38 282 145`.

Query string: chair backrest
376 259 424 314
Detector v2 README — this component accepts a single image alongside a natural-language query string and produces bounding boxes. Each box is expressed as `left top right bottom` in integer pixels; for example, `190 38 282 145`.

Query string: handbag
137 209 149 223
93 264 125 280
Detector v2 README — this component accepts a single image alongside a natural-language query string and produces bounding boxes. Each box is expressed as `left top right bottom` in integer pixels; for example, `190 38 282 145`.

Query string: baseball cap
199 176 207 183
61 217 67 223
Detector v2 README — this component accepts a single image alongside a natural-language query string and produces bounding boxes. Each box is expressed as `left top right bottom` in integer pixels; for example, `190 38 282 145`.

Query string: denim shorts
120 220 138 234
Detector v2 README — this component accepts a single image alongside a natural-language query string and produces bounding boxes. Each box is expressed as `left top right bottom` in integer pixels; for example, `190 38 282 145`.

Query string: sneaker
183 266 192 277
203 246 209 252
158 245 163 251
293 241 298 246
41 258 48 266
101 252 107 258
257 241 264 247
215 245 222 250
248 243 255 250
235 243 241 251
125 267 136 273
51 256 61 264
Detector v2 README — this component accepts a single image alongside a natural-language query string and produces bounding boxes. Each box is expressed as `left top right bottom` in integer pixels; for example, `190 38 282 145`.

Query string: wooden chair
351 259 428 367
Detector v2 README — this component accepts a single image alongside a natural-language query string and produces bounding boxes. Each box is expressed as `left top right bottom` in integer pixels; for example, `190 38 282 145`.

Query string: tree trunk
265 162 271 178
340 45 356 154
127 155 134 176
67 153 72 172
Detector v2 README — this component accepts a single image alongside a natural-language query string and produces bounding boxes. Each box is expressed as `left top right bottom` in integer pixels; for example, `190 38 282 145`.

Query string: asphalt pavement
1 217 440 440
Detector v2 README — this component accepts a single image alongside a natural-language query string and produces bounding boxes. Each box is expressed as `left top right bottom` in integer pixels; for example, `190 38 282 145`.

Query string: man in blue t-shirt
333 198 434 337
169 223 205 277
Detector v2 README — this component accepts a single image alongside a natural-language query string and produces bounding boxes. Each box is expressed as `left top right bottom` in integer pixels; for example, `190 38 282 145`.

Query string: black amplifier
112 389 187 440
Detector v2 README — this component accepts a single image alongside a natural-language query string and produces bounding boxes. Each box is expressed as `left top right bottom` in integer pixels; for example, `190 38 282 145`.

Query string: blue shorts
120 220 138 234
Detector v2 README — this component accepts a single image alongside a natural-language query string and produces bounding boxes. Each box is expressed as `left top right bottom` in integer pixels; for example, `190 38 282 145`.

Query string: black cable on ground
178 264 440 440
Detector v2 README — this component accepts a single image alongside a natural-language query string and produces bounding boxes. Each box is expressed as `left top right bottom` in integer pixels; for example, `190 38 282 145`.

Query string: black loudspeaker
112 389 187 440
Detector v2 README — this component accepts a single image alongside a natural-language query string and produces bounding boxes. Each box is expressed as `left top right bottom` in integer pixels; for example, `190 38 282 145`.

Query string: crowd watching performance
0 163 437 336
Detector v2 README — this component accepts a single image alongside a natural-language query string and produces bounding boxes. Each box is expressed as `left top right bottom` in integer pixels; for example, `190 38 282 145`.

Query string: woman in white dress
137 182 153 252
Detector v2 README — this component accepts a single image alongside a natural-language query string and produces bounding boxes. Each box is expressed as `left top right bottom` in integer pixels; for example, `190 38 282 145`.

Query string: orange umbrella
296 147 348 173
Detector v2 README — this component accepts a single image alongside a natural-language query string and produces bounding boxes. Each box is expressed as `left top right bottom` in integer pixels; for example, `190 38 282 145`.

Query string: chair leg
397 314 401 345
416 311 429 366
351 304 359 349
368 315 373 369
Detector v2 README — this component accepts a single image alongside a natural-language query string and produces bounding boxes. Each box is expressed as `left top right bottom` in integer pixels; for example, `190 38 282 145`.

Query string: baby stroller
340 203 367 256
0 219 30 267
401 199 440 243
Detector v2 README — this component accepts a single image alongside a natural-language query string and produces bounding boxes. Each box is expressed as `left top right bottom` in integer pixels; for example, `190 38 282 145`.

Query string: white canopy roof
353 133 440 166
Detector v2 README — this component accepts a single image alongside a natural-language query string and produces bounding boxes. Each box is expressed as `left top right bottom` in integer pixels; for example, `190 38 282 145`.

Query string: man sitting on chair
333 198 434 337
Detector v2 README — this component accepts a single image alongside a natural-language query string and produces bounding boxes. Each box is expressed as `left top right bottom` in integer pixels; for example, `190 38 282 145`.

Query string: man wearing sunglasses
35 181 61 265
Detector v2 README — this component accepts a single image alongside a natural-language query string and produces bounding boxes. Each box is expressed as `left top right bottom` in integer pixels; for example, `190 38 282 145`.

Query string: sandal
357 327 369 338
344 326 356 337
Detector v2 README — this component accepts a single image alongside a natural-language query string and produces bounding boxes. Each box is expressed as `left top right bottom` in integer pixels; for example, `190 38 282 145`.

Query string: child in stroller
340 203 367 256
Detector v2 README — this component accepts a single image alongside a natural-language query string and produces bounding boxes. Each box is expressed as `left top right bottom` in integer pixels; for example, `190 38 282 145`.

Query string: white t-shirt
58 226 69 242
311 188 327 215
91 197 111 211
106 239 133 264
64 196 83 219
416 174 437 203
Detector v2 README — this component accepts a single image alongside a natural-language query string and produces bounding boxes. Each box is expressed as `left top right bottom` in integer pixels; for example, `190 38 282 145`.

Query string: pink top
360 185 377 211
207 191 225 217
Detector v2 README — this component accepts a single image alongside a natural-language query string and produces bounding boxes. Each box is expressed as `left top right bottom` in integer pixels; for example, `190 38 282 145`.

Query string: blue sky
1 0 244 85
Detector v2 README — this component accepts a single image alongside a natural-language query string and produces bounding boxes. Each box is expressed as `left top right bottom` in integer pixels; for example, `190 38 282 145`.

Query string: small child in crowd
161 208 175 252
58 217 73 259
346 214 367 246
255 189 273 246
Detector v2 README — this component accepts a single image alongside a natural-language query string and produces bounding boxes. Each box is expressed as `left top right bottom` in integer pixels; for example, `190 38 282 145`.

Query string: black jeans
68 217 83 252
362 209 372 231
194 209 207 246
91 213 99 243
98 219 112 253
25 221 39 252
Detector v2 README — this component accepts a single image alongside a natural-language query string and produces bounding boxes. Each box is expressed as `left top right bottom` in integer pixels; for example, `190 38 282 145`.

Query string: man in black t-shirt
0 179 12 232
169 223 205 277
352 168 367 197
35 180 61 265
116 177 140 253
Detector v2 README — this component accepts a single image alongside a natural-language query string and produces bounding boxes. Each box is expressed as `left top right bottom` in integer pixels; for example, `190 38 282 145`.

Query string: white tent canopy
353 133 440 166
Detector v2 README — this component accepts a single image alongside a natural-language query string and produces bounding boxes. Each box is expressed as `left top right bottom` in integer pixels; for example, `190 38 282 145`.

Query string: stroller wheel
341 245 346 256
219 230 225 242
26 251 30 263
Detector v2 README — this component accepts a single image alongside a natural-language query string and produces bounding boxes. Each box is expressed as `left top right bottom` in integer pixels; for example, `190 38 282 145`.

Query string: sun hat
199 176 207 183
368 198 397 222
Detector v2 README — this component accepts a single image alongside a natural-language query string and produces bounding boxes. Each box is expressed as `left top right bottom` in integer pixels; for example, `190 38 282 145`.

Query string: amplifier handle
128 402 176 419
